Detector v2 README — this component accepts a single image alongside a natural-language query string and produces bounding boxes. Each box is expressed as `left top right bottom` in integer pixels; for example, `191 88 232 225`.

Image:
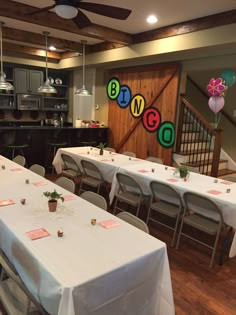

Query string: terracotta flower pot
48 200 57 212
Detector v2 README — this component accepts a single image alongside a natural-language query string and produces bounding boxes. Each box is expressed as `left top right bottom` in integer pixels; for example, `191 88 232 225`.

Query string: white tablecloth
52 147 148 183
0 155 175 315
109 162 236 257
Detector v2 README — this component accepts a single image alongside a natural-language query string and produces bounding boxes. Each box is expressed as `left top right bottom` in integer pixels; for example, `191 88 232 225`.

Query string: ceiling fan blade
78 2 131 20
26 5 56 15
73 9 92 28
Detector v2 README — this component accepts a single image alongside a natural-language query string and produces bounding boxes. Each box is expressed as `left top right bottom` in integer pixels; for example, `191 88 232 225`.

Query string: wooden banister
211 129 223 177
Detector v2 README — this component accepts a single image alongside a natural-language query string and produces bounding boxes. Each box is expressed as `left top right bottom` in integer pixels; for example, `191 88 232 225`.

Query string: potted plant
43 189 64 212
174 165 190 178
97 142 106 155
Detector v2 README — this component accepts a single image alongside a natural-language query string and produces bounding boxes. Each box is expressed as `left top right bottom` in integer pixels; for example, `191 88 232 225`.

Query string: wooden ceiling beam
3 42 61 59
133 9 236 43
3 26 83 52
0 0 132 45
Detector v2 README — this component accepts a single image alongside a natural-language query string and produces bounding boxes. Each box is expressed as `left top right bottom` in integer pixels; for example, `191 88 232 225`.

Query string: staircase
175 97 235 177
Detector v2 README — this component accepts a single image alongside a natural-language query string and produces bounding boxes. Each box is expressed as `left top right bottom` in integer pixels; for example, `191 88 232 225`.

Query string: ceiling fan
29 0 132 29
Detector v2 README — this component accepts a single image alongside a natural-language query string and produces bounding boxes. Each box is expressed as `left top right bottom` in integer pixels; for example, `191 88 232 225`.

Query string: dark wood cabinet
14 68 43 94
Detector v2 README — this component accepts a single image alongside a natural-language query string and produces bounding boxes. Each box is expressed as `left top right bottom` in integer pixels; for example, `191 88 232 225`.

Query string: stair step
185 159 228 167
181 139 210 144
176 149 214 156
214 169 236 177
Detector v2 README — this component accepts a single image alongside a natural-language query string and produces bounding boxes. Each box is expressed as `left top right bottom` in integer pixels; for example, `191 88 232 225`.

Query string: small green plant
174 165 189 178
43 190 64 202
97 142 106 149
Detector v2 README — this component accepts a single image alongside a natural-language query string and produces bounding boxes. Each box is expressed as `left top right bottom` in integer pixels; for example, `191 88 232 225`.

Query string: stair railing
176 96 223 177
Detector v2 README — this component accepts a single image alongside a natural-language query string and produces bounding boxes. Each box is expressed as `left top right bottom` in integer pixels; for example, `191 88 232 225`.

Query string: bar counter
0 125 108 166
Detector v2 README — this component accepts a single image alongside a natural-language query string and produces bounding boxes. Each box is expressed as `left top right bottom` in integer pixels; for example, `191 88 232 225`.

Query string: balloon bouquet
206 69 236 128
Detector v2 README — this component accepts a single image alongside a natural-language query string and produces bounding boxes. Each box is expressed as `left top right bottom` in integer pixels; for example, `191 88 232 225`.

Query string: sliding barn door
108 63 180 165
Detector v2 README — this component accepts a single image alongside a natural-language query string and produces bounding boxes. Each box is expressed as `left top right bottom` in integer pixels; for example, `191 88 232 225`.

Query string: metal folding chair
55 176 75 193
79 160 105 194
80 191 107 210
176 191 225 268
117 211 149 233
29 164 45 177
146 156 164 164
147 180 183 246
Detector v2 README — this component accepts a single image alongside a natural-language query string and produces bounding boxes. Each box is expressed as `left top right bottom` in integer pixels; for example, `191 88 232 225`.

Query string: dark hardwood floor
1 175 236 315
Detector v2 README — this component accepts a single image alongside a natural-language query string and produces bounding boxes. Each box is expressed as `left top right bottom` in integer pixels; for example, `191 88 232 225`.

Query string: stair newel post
210 128 223 178
176 96 185 153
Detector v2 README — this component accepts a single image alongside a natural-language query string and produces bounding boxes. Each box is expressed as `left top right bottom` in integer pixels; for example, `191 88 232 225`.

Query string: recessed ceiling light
146 15 158 24
49 46 56 51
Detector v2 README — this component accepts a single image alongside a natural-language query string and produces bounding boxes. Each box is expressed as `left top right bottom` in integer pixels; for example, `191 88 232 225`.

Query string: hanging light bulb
75 40 91 96
0 22 14 91
38 32 57 94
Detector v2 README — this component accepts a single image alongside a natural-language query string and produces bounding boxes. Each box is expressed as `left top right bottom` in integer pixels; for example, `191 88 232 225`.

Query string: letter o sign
142 107 161 132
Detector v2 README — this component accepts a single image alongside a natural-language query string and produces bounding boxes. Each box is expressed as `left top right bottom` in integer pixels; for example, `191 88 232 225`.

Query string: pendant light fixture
38 31 57 94
0 22 14 91
75 40 91 96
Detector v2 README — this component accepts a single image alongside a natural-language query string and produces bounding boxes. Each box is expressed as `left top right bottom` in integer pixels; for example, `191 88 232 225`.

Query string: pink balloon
208 96 225 113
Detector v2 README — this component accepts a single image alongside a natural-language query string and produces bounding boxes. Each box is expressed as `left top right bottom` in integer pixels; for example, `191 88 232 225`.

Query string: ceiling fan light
55 5 78 19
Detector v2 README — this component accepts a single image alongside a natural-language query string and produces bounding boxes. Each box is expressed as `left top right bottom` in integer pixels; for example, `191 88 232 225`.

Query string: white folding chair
176 191 225 268
117 212 149 233
0 249 47 315
13 155 26 167
146 156 164 164
55 176 75 193
29 164 45 177
80 191 107 210
122 151 136 157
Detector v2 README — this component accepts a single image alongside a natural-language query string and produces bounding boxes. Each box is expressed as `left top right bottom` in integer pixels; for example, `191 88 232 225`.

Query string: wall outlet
233 110 236 117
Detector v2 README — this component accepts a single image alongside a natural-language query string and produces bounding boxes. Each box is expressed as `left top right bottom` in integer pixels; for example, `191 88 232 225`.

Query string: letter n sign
130 94 145 118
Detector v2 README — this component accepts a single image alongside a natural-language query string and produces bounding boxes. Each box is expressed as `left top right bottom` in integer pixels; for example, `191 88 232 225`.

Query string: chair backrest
117 212 149 233
80 191 107 210
81 159 103 180
55 176 75 193
0 249 47 315
183 191 224 222
116 173 142 195
150 180 182 206
122 151 136 157
146 156 163 164
181 164 200 174
221 176 236 183
104 147 116 152
13 155 25 167
29 164 45 177
61 153 82 175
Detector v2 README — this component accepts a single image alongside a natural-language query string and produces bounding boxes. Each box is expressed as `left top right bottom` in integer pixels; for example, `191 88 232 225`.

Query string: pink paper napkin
0 199 15 207
100 159 110 162
99 219 120 229
207 190 222 195
132 159 140 161
220 181 234 185
26 228 50 240
138 170 149 173
33 182 48 186
10 168 22 172
167 178 178 182
64 195 76 201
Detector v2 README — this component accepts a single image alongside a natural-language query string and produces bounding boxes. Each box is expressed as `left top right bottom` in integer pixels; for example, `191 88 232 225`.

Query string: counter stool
7 144 29 160
46 142 67 175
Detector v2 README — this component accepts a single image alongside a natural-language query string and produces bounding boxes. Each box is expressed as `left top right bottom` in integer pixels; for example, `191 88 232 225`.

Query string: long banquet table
0 155 175 315
53 146 148 183
109 161 236 258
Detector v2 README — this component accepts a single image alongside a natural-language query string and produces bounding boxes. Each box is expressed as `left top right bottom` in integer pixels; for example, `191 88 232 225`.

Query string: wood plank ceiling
1 0 236 62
